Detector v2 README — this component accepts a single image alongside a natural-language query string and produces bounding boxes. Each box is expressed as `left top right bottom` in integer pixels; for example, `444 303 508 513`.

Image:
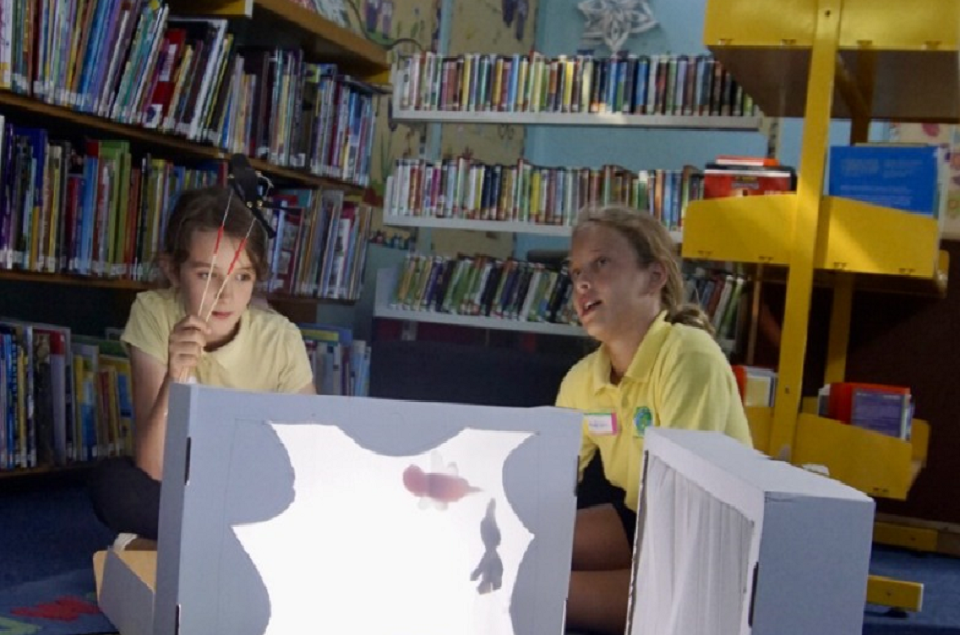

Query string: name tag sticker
585 412 618 436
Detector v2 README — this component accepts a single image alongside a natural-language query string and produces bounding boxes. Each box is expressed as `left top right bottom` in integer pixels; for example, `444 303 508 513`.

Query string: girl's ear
159 254 179 288
646 261 668 294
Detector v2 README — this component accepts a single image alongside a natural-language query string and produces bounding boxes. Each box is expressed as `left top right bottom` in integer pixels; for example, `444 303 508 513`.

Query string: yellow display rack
688 0 959 612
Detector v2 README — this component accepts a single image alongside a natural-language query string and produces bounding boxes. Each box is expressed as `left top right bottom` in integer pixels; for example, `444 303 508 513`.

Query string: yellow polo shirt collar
590 310 671 392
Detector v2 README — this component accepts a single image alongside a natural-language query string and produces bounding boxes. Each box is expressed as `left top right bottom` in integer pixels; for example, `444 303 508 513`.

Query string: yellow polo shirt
121 288 314 393
556 311 752 512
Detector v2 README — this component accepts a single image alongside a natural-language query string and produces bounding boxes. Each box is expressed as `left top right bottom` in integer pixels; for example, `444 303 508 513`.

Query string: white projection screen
153 384 582 635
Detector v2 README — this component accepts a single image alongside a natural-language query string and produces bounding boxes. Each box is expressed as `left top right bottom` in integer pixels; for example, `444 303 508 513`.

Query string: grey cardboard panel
154 382 194 635
752 497 873 635
155 384 582 635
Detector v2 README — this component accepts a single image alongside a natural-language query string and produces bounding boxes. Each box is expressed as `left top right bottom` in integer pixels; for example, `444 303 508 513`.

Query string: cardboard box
628 428 875 635
96 384 582 635
93 548 156 635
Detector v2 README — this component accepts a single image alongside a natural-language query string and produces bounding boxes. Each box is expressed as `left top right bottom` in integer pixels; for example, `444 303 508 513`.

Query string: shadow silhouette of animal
471 498 504 594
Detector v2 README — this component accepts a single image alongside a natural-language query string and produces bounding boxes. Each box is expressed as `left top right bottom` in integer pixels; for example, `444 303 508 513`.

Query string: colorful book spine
395 52 760 118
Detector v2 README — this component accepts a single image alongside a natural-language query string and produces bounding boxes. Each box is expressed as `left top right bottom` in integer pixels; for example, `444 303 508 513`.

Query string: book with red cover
826 382 911 424
703 167 795 198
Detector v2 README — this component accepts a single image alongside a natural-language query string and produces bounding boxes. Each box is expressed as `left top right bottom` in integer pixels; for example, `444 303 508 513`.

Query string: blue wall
518 0 883 258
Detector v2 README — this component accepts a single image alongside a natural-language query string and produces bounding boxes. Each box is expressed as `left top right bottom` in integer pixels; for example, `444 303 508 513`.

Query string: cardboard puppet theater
94 386 877 635
94 383 583 635
628 428 875 635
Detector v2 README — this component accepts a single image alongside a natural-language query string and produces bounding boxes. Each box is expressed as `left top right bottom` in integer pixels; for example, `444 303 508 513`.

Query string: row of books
0 127 220 278
387 252 751 343
0 121 372 299
732 365 778 408
729 371 916 441
263 190 375 301
384 157 704 231
0 319 370 471
389 253 580 326
1 0 377 185
300 323 371 399
817 382 915 440
702 155 796 199
0 321 133 469
684 267 747 343
394 52 758 117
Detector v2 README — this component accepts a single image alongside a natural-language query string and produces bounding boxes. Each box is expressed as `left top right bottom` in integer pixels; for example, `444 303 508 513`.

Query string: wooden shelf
704 0 960 121
0 90 364 192
384 214 684 243
391 108 763 130
0 461 100 480
266 293 356 306
0 270 358 305
170 0 388 78
0 270 152 291
373 268 584 337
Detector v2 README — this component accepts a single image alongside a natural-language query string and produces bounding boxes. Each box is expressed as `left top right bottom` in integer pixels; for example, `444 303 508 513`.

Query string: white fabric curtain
630 453 756 635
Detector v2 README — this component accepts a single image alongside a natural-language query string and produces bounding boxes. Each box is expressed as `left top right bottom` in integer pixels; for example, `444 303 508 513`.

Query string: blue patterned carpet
1 478 958 634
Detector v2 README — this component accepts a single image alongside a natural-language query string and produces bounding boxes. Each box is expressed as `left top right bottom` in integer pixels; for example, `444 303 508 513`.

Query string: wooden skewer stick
202 215 257 324
177 189 234 384
197 189 234 320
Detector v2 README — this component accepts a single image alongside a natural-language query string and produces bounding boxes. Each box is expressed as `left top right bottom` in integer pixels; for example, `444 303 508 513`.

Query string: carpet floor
1 477 957 634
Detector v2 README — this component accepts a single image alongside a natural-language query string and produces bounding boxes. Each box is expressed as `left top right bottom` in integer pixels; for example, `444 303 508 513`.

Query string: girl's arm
131 315 209 480
130 347 172 480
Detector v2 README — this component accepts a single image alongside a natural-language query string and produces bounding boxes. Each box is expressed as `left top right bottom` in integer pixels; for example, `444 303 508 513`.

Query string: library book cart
0 0 390 478
682 0 956 613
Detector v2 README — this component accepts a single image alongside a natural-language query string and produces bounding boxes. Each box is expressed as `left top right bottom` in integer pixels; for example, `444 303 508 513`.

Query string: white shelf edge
383 214 683 243
374 306 586 337
373 267 585 337
391 109 763 131
383 215 572 236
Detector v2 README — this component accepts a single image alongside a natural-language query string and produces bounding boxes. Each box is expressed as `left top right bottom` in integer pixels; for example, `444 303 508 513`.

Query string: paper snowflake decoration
578 0 658 53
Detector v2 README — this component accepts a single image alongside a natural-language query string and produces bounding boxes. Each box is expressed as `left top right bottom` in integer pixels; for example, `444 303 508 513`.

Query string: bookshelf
374 268 585 338
0 90 363 193
687 0 959 611
0 0 389 476
378 52 763 339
